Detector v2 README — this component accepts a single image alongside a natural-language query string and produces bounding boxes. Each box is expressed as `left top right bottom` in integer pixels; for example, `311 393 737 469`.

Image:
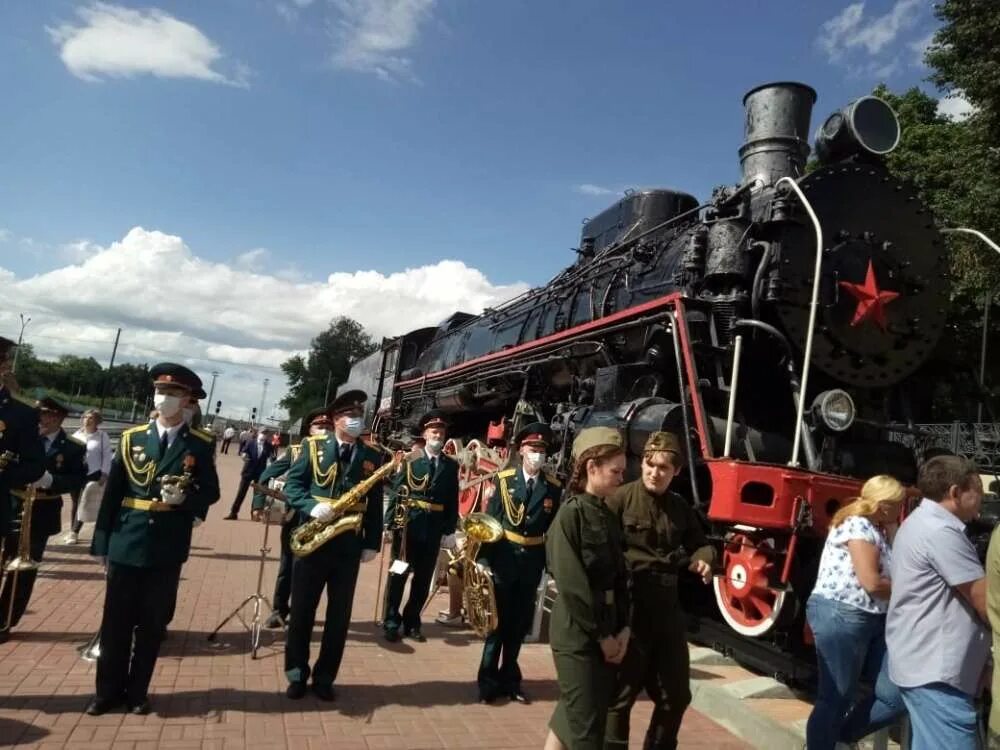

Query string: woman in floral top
805 475 907 750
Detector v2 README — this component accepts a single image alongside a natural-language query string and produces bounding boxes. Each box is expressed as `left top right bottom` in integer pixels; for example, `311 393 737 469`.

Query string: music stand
207 486 280 659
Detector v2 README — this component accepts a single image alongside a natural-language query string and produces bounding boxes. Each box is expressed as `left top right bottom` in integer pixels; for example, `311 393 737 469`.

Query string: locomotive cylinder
739 82 816 187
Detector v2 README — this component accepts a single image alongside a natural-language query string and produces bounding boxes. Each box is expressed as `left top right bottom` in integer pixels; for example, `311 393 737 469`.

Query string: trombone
1 485 41 635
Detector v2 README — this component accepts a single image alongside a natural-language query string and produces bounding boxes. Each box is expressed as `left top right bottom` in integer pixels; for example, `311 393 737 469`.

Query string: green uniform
477 467 561 699
383 451 459 636
604 480 715 750
0 428 87 630
546 492 630 750
0 387 45 536
283 435 385 687
91 421 220 705
986 525 1000 746
251 444 300 621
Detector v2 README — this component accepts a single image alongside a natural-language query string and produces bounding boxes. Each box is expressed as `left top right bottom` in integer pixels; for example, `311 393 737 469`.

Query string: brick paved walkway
0 450 750 749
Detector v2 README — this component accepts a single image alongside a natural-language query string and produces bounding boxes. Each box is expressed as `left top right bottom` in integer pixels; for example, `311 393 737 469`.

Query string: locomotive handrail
775 176 823 468
723 335 744 458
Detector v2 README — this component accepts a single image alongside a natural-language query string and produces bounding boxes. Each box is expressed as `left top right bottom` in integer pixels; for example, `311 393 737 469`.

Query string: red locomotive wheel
712 532 787 637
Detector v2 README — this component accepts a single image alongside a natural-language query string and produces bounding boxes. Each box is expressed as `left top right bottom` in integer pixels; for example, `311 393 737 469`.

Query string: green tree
279 317 377 420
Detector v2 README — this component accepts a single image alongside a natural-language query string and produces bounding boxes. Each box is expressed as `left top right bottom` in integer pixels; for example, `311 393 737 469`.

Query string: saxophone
290 455 399 557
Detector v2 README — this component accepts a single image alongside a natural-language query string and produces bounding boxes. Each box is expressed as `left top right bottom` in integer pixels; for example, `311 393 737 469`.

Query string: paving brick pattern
0 451 750 749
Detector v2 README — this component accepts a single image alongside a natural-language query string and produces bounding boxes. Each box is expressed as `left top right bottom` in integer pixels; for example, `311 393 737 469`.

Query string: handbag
76 480 104 523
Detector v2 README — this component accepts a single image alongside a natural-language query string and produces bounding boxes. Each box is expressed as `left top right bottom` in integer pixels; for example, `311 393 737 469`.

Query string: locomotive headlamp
812 389 856 432
814 96 900 164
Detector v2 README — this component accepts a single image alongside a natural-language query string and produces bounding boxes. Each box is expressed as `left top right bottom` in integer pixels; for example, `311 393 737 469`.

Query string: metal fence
888 422 1000 473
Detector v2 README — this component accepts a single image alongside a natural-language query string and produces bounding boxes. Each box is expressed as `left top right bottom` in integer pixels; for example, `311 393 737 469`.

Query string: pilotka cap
571 426 623 459
644 431 682 456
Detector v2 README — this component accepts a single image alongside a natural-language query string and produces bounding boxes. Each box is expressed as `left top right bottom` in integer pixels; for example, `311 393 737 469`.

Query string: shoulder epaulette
190 427 213 443
123 423 150 435
498 468 516 479
543 471 561 487
68 435 86 447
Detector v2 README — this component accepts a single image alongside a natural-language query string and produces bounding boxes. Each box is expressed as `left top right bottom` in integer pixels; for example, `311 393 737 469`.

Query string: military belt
410 500 444 512
504 530 546 546
122 497 178 512
12 489 60 501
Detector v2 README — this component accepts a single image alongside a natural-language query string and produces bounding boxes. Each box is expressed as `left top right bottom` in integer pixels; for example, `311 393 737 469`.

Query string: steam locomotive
343 82 950 676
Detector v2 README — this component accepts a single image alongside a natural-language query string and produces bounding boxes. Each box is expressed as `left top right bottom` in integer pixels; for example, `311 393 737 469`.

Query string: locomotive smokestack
739 82 817 188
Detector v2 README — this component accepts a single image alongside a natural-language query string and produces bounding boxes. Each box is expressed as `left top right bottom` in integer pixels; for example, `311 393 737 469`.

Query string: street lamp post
10 313 30 374
206 370 221 425
258 378 269 427
941 227 1000 423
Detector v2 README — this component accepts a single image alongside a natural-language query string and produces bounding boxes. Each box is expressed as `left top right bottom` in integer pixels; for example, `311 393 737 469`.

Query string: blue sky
0 0 952 418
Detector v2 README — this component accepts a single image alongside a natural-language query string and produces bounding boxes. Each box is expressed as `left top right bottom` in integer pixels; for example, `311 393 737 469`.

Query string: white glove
192 517 204 528
160 483 186 506
310 503 335 522
360 549 377 563
34 471 53 490
441 533 458 550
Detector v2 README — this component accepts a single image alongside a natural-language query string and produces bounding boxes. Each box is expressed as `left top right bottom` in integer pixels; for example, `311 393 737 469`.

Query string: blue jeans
900 683 979 750
805 596 905 750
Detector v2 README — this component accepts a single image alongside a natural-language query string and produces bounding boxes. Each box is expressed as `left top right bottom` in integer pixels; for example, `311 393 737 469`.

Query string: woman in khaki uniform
545 427 631 750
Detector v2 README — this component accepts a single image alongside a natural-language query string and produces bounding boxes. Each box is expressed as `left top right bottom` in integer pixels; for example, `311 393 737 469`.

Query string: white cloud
818 0 931 79
234 248 270 272
60 239 103 263
0 229 11 242
937 91 977 121
329 0 435 81
48 3 248 87
0 227 528 418
909 31 935 67
574 183 619 197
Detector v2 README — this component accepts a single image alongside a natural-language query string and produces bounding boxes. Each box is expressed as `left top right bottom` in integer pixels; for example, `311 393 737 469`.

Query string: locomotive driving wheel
712 532 787 637
445 438 503 516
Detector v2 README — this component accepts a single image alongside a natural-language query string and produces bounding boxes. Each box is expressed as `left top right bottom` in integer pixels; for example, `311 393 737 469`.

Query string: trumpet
250 481 289 524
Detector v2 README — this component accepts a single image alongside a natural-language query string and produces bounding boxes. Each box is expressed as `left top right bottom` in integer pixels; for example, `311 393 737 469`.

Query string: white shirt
223 427 236 439
812 515 892 614
72 427 112 476
155 421 183 450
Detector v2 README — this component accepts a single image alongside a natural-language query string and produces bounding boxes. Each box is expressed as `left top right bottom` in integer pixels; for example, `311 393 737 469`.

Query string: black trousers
95 562 182 704
272 522 294 617
220 438 233 454
284 535 361 686
0 529 49 630
605 584 690 750
384 530 441 633
477 556 544 696
229 475 257 517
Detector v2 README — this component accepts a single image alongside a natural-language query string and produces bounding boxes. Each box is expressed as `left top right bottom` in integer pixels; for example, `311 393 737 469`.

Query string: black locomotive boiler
342 82 950 665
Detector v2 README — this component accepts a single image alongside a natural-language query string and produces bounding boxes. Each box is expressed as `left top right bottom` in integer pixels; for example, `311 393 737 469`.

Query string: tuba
290 451 400 557
460 512 504 638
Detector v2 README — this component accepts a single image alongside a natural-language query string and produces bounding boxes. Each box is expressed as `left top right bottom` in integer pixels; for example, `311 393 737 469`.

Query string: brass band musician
382 410 459 643
282 391 384 701
0 336 44 545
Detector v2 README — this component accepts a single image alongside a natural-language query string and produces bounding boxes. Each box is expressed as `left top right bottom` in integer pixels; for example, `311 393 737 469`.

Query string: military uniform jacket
91 422 221 567
283 435 384 551
383 452 459 544
250 443 301 518
21 429 88 538
480 467 561 579
546 492 630 649
0 388 45 535
605 480 715 585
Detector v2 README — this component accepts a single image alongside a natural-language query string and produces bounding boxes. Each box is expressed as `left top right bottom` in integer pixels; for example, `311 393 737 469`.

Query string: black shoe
286 682 307 699
224 513 238 520
85 696 123 716
159 628 168 642
312 683 336 702
128 698 152 715
383 628 400 643
265 612 284 629
478 691 496 704
510 689 530 705
404 628 426 642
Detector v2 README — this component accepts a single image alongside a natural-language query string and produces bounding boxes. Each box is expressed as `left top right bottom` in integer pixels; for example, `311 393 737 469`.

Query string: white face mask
342 417 364 438
154 394 182 419
426 438 444 453
523 450 546 472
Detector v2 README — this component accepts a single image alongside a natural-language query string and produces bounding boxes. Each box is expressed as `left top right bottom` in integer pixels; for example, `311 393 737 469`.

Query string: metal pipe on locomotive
342 82 953 666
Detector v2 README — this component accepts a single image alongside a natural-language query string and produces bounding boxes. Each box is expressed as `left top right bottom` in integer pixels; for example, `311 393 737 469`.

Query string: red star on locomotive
839 259 900 331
